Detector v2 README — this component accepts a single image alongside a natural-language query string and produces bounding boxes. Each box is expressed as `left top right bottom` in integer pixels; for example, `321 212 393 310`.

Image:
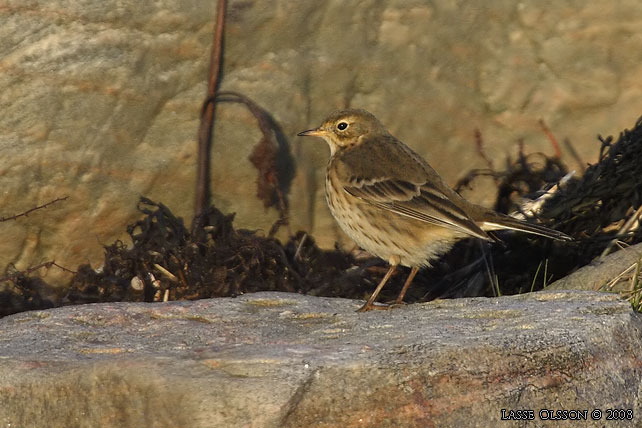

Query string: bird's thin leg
395 266 419 305
358 263 398 312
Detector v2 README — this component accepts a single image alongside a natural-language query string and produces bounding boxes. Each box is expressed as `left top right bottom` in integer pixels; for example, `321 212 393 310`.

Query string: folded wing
344 177 492 241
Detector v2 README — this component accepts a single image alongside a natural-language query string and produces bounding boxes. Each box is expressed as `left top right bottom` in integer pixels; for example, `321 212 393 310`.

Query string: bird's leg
395 266 419 305
358 263 398 312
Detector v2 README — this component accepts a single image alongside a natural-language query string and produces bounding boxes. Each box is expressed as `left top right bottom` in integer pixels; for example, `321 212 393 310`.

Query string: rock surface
1 290 641 427
548 242 642 292
2 1 642 283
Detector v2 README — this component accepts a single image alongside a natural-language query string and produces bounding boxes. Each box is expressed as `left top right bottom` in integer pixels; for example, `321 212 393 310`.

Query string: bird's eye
337 122 348 131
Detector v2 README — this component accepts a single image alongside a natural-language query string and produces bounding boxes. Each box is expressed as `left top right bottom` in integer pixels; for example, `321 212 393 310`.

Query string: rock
547 242 642 292
2 1 642 284
0 290 640 427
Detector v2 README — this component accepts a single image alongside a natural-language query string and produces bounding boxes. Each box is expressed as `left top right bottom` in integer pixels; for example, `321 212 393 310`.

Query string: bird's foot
391 300 409 308
378 299 408 310
356 302 391 312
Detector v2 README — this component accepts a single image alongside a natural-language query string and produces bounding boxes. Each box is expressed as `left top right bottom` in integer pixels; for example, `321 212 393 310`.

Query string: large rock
0 290 640 427
548 242 642 292
2 1 642 283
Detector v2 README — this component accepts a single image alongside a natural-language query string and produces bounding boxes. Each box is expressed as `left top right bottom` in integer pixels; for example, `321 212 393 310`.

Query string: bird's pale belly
325 175 458 267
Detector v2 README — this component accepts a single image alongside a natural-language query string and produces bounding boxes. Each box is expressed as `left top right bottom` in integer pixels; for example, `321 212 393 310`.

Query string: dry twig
538 118 562 158
195 0 226 217
0 196 68 222
0 261 75 283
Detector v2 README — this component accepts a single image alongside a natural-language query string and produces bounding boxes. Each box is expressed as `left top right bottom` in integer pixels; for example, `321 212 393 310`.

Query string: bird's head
298 109 386 155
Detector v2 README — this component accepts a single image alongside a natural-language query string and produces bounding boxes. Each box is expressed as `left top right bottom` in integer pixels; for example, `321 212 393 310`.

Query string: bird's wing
344 177 491 240
335 135 491 240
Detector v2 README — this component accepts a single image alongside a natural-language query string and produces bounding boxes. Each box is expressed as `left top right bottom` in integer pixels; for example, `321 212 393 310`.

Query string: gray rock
548 242 642 292
0 291 640 427
2 1 642 284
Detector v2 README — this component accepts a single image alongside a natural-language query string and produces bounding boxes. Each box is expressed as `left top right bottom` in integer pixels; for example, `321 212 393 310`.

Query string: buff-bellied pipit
298 109 571 312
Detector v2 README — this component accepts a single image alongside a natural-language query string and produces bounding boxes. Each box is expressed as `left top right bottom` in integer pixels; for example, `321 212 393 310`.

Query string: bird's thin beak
297 127 325 137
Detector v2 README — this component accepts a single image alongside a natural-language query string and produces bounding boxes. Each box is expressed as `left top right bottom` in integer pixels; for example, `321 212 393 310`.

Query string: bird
298 109 572 312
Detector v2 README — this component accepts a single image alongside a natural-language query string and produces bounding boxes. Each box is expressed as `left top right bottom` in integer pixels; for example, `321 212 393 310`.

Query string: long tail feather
480 215 572 241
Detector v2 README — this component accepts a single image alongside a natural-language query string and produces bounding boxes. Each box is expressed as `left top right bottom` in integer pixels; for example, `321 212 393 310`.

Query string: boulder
548 242 642 292
0 290 640 427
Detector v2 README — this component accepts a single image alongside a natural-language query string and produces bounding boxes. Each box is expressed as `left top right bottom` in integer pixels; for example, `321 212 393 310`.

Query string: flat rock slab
1 291 641 427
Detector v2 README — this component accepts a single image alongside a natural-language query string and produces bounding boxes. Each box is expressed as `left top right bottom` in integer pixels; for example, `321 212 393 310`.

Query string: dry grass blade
603 262 638 291
154 263 178 282
600 205 642 259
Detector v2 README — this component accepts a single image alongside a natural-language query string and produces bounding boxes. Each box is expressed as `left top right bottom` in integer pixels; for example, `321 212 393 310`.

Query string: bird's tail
480 213 572 241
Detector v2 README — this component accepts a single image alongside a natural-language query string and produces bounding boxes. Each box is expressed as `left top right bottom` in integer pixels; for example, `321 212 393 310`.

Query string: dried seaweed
65 197 361 305
446 117 642 298
216 91 295 236
0 271 56 317
544 119 642 242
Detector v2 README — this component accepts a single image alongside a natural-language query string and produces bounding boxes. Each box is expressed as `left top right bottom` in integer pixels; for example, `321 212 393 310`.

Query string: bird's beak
297 127 325 137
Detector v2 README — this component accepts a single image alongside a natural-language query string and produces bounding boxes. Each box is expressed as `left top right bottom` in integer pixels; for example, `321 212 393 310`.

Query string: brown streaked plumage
298 109 572 312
